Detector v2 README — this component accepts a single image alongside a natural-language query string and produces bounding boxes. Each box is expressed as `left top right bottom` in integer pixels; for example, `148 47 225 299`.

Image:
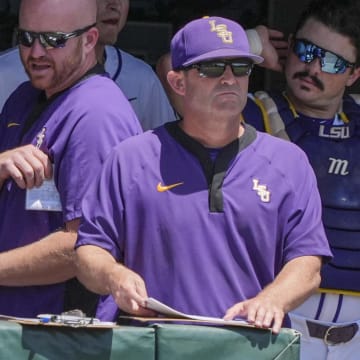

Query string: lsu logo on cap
209 19 233 44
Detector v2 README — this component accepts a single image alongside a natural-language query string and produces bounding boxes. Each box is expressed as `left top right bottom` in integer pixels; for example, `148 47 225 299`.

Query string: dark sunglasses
184 59 254 78
293 38 356 74
17 23 96 49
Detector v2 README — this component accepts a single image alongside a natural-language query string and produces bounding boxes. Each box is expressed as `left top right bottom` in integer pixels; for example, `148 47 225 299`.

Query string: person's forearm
0 230 78 286
75 245 120 295
76 245 152 316
258 255 322 313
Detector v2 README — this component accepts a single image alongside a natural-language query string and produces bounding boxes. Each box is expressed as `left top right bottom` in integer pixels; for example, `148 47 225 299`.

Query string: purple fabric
76 125 332 321
0 75 142 317
171 16 263 69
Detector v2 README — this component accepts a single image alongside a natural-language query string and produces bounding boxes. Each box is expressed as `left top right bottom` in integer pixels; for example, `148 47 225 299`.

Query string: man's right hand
109 264 156 317
256 25 288 72
0 144 52 189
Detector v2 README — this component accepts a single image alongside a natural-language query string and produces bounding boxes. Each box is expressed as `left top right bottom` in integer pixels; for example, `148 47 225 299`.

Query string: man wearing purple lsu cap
76 16 332 333
171 16 263 69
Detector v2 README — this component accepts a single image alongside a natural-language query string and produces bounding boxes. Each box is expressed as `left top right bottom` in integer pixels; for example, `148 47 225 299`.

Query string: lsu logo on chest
319 125 350 139
252 179 271 203
317 125 351 175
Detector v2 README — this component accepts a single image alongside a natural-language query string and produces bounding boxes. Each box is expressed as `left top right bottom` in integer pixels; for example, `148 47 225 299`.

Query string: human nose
107 0 121 10
28 38 47 58
304 57 322 75
220 65 236 84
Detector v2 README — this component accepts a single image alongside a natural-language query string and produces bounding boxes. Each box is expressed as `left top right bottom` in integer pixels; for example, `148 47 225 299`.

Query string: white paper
145 297 248 326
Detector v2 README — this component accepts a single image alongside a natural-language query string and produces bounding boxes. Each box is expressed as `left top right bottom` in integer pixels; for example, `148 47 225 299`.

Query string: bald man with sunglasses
0 0 141 318
0 0 176 131
75 16 331 334
242 0 360 358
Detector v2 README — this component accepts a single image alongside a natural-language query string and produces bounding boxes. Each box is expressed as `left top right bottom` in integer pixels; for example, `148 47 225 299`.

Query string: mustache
27 55 50 63
293 71 324 91
215 84 242 93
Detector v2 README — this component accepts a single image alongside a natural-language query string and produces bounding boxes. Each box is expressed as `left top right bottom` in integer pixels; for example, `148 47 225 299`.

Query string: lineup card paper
145 297 249 326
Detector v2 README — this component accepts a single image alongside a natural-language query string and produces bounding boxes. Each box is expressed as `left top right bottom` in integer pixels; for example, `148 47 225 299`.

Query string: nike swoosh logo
128 97 137 102
157 182 184 192
7 122 21 128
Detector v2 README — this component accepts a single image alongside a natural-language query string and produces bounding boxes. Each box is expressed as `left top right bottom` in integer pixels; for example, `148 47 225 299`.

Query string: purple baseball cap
171 16 263 69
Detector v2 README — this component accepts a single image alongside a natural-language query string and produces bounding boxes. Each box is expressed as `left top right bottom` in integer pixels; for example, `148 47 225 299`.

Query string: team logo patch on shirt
157 182 184 192
252 179 271 203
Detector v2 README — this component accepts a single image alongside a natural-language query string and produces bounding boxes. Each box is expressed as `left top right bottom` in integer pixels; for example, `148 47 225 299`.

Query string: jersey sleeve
52 78 142 222
76 148 125 261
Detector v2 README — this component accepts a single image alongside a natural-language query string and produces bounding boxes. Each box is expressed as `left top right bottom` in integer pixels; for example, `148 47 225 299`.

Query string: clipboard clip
37 309 100 327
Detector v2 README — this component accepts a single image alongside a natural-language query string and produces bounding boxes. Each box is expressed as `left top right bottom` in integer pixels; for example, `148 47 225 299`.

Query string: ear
346 66 360 87
167 70 186 96
83 27 99 52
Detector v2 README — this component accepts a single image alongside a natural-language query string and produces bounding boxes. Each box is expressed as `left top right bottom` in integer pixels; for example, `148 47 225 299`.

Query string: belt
306 320 359 345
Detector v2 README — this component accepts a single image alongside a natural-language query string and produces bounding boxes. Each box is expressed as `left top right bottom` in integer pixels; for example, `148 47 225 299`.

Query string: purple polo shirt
0 74 142 317
76 123 332 321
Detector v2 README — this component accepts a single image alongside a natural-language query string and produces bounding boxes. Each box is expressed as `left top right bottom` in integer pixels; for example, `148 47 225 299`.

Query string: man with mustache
0 0 176 130
243 0 360 358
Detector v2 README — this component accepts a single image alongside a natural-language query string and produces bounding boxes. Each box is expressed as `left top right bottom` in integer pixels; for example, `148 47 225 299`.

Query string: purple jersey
0 74 142 317
76 122 332 321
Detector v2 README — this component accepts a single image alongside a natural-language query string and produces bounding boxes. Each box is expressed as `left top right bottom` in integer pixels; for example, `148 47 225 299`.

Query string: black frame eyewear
183 59 254 78
293 38 356 74
17 23 96 49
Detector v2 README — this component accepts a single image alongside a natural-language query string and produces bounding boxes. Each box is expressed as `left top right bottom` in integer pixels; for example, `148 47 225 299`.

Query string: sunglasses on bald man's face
183 59 254 78
16 23 96 49
292 38 356 74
